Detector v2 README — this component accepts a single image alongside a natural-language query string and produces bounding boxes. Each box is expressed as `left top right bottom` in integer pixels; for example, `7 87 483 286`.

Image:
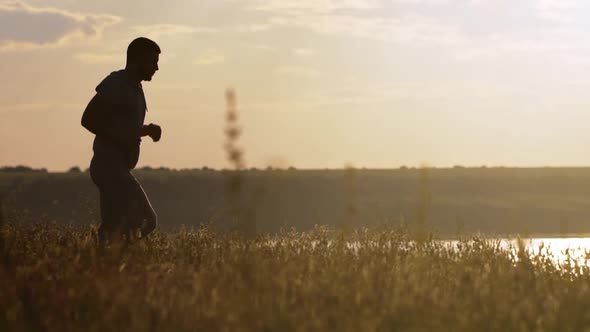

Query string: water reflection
443 238 590 268
269 237 590 268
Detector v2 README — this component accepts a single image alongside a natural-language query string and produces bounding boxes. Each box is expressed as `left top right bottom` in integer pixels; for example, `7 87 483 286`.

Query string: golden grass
2 223 590 331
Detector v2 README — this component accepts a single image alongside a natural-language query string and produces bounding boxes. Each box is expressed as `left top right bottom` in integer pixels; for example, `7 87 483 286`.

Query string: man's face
139 52 159 81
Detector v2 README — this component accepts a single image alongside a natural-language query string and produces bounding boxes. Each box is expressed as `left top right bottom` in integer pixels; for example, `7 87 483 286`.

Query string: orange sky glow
3 0 590 171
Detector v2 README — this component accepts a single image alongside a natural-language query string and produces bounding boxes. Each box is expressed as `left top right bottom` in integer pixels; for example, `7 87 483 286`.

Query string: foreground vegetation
1 223 590 331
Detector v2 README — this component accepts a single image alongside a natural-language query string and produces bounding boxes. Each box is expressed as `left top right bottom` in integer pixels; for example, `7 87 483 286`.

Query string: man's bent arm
140 125 152 137
81 94 140 148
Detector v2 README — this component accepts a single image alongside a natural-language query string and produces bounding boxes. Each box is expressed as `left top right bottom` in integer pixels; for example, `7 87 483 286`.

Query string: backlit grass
1 223 590 331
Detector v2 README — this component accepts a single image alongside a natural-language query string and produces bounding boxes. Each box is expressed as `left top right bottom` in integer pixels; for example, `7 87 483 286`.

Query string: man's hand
142 123 162 142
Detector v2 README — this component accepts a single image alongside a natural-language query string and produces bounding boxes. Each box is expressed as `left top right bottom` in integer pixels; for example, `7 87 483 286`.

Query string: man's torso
92 69 147 170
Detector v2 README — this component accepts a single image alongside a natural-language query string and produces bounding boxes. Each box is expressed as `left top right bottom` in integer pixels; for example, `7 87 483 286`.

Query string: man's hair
127 37 161 62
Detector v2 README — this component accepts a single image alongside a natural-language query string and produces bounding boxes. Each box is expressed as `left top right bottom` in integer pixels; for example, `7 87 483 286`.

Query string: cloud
236 23 274 33
275 65 321 78
132 24 218 39
237 0 461 47
255 0 589 63
73 52 122 64
0 1 121 52
249 43 275 51
269 14 461 46
0 101 80 113
252 0 383 14
193 50 225 65
455 36 572 61
238 0 590 54
535 0 577 23
294 48 316 56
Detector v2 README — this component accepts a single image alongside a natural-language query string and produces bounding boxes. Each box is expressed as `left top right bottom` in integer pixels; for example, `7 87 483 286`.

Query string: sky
3 0 590 170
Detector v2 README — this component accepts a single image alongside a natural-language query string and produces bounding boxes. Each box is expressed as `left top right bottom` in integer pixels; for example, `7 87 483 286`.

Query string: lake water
279 237 590 268
492 237 590 267
340 237 590 268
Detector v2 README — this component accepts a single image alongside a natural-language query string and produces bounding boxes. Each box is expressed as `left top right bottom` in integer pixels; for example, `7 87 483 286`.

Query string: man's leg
92 162 157 244
91 164 115 246
92 161 136 245
97 179 132 245
123 172 158 239
97 188 114 246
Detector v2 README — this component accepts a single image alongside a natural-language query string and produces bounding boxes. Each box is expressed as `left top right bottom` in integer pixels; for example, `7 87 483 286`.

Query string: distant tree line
0 165 303 173
0 165 47 173
1 165 506 173
137 166 300 172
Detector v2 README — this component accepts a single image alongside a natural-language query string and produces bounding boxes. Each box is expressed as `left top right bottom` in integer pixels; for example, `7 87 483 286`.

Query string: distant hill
2 167 590 236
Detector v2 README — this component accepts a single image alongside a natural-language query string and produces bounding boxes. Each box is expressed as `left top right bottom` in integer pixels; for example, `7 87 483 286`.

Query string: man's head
126 37 160 82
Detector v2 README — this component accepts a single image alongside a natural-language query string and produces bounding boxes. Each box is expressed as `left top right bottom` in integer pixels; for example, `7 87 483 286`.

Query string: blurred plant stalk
223 88 255 234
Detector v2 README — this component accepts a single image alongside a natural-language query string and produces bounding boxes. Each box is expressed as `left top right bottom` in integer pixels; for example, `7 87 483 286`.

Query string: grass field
2 223 590 331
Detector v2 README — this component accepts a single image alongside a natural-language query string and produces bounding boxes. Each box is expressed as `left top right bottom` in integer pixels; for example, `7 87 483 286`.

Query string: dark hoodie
85 70 147 170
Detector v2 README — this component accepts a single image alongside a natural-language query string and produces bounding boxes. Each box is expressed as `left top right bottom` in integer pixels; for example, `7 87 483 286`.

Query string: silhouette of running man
82 37 161 245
